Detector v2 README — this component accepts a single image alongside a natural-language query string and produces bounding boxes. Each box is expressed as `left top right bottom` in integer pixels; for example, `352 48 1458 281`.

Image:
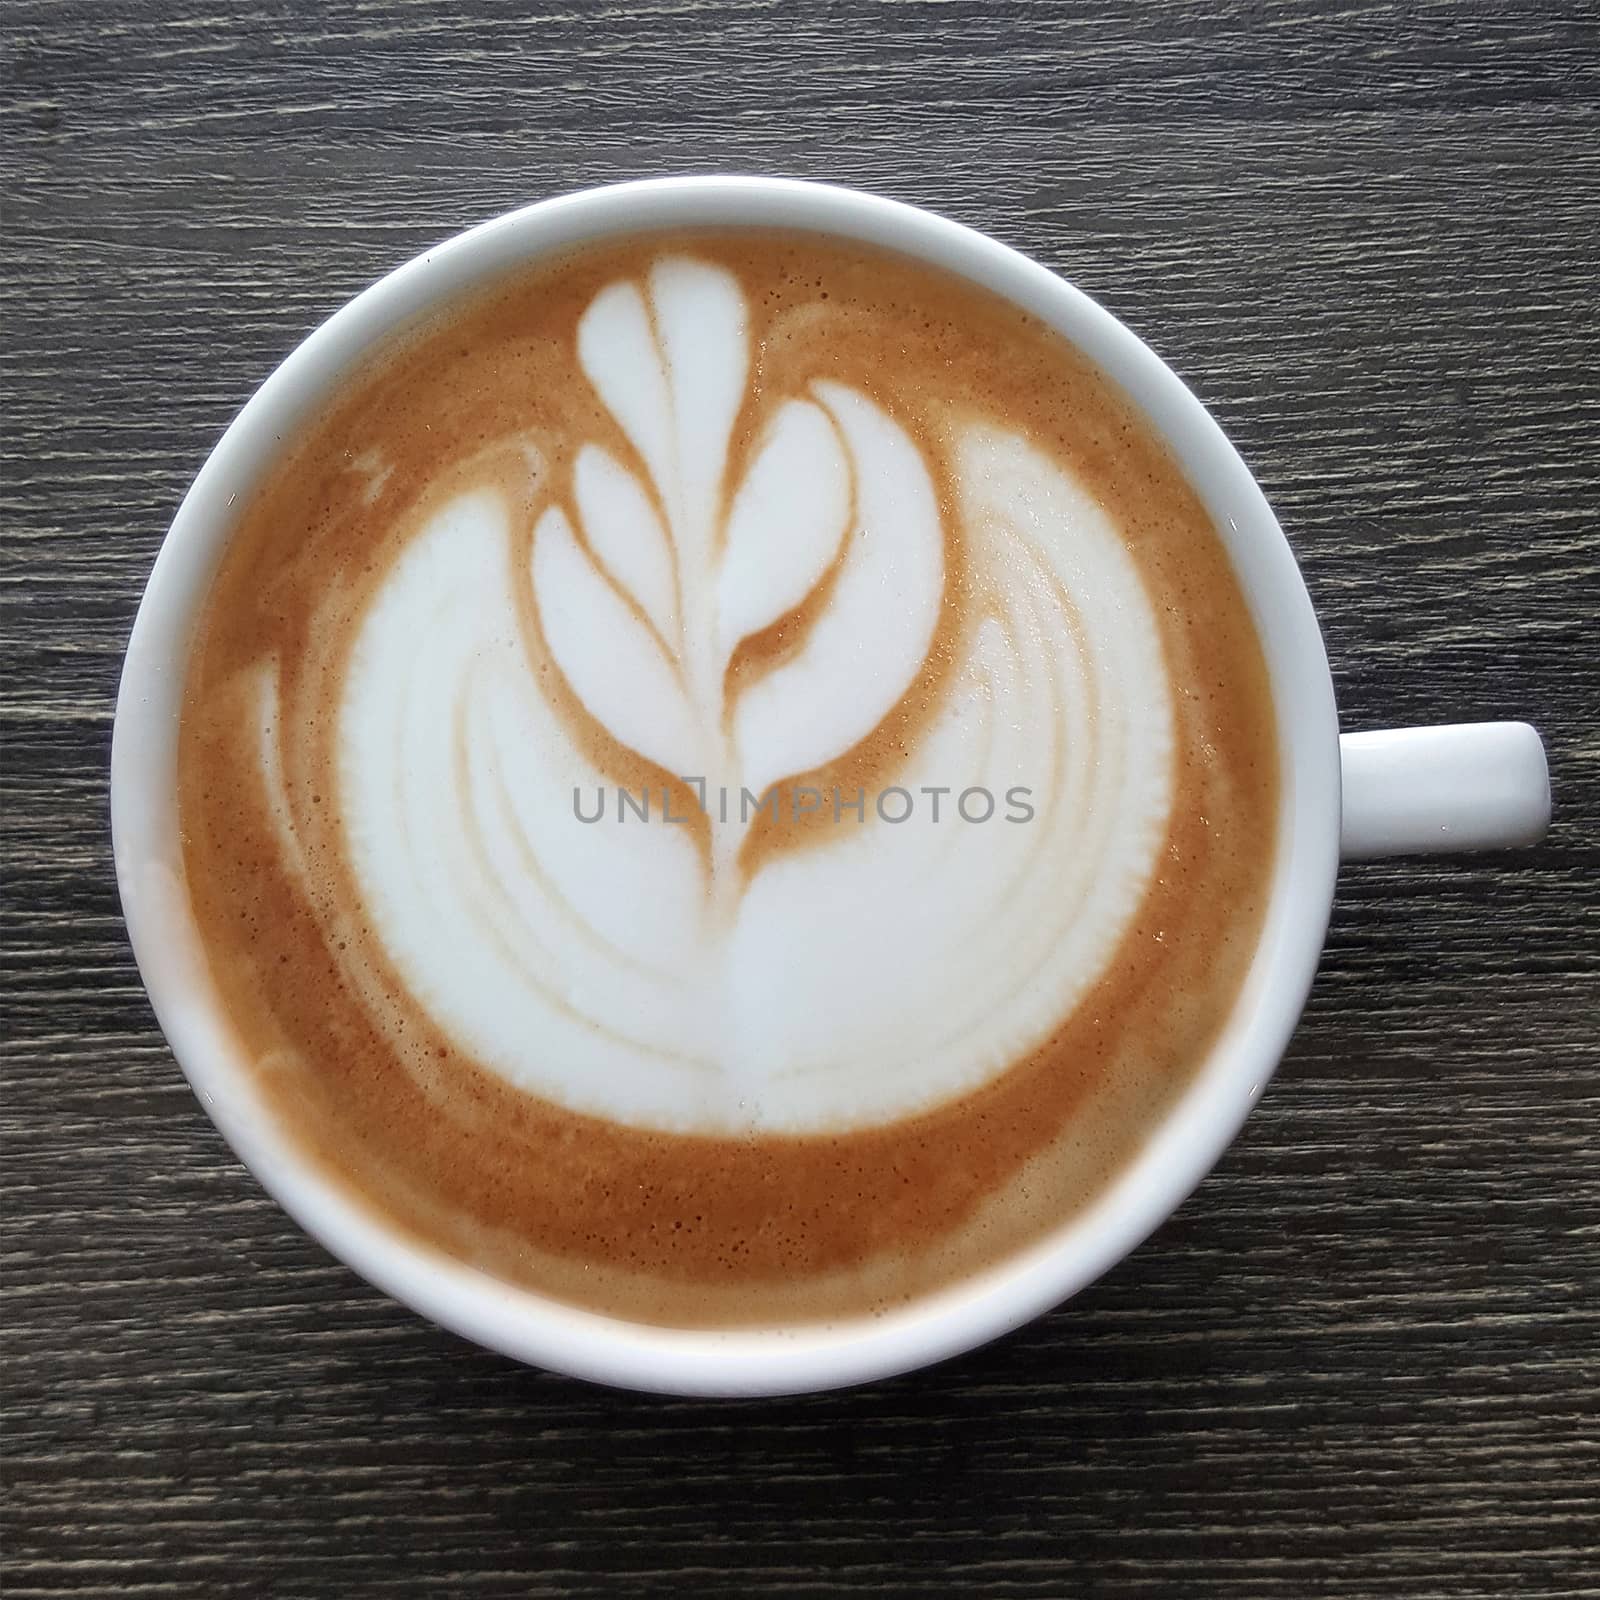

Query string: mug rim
111 175 1340 1396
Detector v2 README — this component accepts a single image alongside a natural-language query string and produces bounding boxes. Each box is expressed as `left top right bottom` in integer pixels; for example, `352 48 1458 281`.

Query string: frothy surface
179 232 1278 1326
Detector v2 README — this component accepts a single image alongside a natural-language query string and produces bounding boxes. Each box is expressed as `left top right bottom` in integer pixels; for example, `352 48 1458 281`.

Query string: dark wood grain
4 1 1598 1594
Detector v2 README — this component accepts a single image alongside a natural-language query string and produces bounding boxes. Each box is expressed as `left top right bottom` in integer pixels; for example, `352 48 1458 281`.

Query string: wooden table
5 2 1597 1594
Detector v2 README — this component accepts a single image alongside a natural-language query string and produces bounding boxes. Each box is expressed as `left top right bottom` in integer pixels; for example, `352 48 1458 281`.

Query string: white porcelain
111 177 1551 1396
1339 721 1548 857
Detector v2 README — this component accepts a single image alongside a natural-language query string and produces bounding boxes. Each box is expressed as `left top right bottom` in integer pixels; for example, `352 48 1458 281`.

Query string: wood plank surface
3 1 1597 1594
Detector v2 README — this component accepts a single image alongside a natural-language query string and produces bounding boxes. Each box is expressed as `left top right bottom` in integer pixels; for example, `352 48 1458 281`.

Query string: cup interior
112 177 1341 1395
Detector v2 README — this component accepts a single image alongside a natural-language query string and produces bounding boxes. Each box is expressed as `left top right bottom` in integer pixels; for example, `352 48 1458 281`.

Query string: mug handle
1339 722 1551 859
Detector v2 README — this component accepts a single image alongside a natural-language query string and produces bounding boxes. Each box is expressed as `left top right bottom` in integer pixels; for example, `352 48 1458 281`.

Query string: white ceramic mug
112 177 1551 1396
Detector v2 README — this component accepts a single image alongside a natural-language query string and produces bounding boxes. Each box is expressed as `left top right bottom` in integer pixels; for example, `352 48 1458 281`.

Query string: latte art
181 232 1277 1326
317 257 1174 1133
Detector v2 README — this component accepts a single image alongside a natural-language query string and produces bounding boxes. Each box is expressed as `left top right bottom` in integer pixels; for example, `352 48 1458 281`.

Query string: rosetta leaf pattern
531 506 700 777
717 398 851 661
531 256 945 877
573 444 679 649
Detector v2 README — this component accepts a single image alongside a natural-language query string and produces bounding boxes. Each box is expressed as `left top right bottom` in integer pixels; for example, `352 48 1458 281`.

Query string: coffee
178 231 1278 1326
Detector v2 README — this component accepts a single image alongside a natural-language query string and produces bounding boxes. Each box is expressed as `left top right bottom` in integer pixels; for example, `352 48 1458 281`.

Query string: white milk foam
319 257 1175 1135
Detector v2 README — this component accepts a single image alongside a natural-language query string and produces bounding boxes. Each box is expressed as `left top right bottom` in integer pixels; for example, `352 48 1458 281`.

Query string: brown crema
178 230 1279 1327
